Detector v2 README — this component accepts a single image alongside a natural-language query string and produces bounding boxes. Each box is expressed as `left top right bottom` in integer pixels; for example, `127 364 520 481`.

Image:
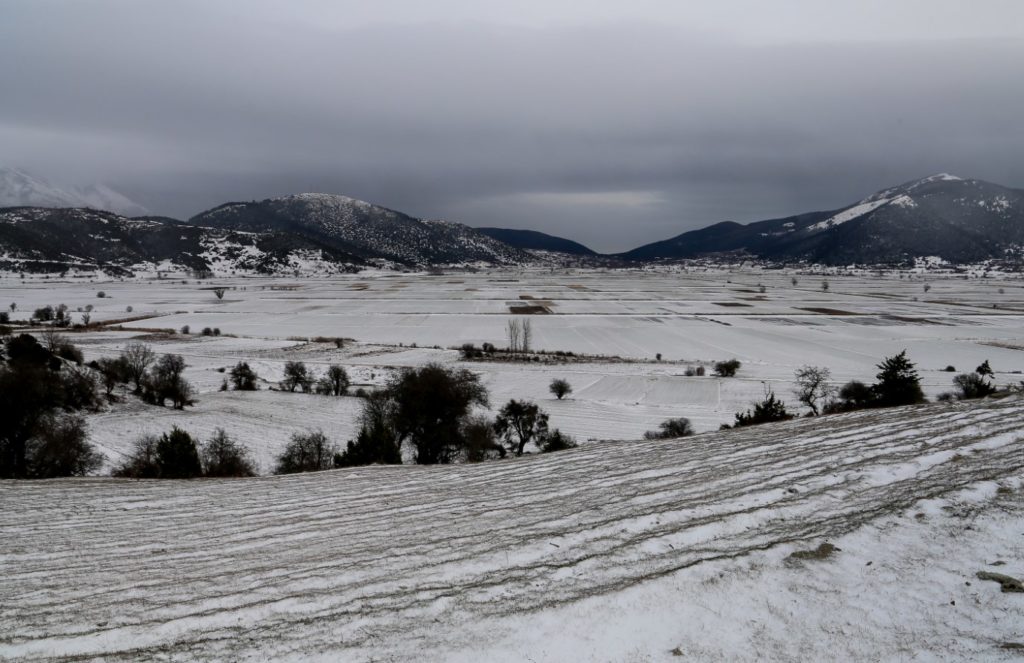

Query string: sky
2 0 1023 252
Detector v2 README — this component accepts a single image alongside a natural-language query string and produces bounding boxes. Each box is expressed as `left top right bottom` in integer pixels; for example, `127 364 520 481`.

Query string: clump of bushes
1 334 105 478
728 390 793 428
275 430 337 474
644 417 694 439
229 362 259 390
115 427 255 478
713 359 741 377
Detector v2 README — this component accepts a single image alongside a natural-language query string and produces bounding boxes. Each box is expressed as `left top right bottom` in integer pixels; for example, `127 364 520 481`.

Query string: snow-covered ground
3 268 1024 470
2 396 1022 660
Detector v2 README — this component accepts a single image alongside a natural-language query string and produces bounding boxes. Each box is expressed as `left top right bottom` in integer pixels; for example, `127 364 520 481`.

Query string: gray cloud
2 1 1023 252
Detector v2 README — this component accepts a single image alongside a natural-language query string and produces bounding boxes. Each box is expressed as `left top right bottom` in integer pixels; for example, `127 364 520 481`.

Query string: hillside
0 207 365 276
2 396 1022 660
476 226 597 255
623 174 1024 265
191 193 532 266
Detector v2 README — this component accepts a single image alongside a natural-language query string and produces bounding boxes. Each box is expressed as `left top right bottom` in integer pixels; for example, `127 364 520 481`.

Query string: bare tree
521 319 532 353
41 327 66 353
121 342 156 392
506 318 522 353
793 365 835 416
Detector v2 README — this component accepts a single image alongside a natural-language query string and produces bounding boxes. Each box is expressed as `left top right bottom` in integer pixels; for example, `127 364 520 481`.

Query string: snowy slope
0 207 365 276
191 193 533 266
623 173 1024 265
1 396 1022 660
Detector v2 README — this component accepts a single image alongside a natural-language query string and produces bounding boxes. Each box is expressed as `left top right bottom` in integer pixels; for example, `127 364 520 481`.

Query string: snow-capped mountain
0 167 149 216
0 207 365 276
622 174 1024 265
190 193 532 266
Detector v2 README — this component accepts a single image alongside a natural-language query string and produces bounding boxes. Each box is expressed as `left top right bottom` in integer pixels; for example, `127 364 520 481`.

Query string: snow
1 396 1022 660
3 268 1024 460
806 197 892 231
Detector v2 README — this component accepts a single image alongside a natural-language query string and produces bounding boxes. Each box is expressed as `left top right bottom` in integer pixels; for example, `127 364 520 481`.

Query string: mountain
190 193 531 266
0 167 149 216
622 174 1024 265
476 227 597 255
0 207 365 276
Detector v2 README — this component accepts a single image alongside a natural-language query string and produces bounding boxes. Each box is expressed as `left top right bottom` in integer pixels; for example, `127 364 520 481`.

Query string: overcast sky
2 0 1023 251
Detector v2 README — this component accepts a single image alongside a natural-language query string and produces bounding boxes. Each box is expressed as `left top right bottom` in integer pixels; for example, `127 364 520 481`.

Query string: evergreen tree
872 350 925 407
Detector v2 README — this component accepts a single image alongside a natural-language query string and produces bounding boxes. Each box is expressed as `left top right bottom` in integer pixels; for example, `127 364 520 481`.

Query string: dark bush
155 427 203 478
732 391 793 428
953 372 996 400
495 399 549 456
33 305 54 322
873 350 925 407
121 342 155 392
275 430 337 474
281 361 314 393
229 362 259 390
201 428 256 477
385 364 489 464
336 392 402 467
24 414 102 478
323 365 349 396
644 417 695 439
714 359 741 377
541 429 577 453
142 354 194 409
549 378 572 400
1 334 104 478
461 415 505 462
114 427 202 478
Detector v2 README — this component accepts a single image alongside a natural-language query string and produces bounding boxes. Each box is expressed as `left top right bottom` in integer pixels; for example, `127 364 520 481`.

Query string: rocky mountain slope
0 167 149 217
0 207 365 276
623 174 1024 265
191 193 532 266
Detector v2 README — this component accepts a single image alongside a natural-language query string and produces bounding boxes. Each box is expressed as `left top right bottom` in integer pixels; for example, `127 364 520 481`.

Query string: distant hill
0 167 149 217
476 227 597 255
190 194 531 266
622 174 1024 265
0 207 365 276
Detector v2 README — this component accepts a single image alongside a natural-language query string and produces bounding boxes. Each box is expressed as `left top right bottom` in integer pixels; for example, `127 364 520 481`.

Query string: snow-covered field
3 269 1024 660
2 396 1022 660
3 268 1023 470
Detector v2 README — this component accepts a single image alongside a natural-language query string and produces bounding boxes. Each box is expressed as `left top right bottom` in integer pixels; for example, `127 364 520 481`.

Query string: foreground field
2 396 1022 660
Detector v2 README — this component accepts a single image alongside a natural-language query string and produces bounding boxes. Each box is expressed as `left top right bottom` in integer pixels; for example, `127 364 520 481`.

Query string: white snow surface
1 396 1023 660
806 197 892 231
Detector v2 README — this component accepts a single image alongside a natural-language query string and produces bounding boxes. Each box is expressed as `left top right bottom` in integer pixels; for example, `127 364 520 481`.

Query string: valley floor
2 397 1022 661
3 267 1024 471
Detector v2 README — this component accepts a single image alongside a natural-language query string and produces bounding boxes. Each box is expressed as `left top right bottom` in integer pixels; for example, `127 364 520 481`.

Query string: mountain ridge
620 174 1024 265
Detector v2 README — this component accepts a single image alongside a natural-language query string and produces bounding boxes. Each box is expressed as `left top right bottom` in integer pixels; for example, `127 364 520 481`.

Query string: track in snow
1 396 1023 660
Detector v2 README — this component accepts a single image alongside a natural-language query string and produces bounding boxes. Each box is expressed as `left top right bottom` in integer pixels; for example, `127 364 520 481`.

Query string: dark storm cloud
2 1 1023 251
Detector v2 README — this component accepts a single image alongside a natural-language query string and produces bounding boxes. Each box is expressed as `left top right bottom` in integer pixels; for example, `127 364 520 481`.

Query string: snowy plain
2 267 1024 660
2 267 1023 470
